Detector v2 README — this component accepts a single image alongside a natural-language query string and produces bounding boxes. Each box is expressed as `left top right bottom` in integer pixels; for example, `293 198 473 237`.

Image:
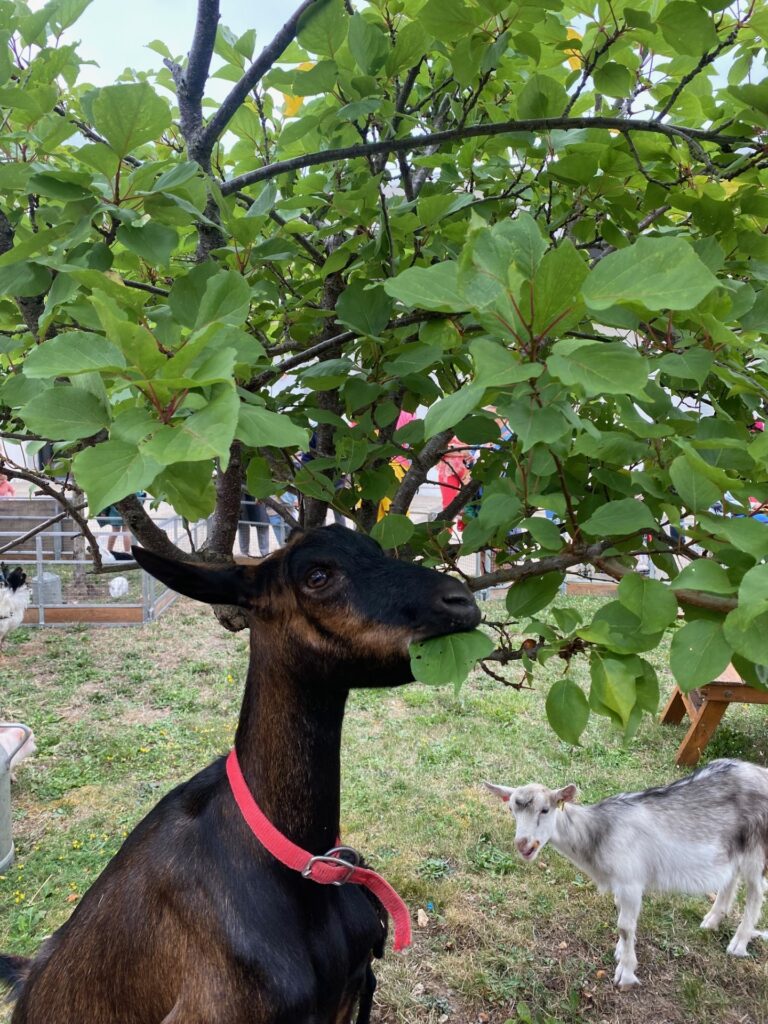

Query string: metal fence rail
0 515 211 627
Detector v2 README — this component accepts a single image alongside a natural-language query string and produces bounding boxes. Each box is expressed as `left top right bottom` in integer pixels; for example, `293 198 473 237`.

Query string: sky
48 1 288 88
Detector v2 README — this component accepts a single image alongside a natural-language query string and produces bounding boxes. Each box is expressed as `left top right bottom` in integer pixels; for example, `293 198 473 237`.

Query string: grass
1 596 768 1024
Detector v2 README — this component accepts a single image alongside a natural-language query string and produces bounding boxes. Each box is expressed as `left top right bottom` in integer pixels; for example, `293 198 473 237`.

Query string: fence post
35 533 45 626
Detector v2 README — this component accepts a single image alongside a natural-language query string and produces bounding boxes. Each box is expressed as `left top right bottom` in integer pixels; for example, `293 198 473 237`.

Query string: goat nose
436 585 481 626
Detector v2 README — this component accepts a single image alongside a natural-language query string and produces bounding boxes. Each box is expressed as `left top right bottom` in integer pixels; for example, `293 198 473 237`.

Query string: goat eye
305 568 330 590
540 808 549 815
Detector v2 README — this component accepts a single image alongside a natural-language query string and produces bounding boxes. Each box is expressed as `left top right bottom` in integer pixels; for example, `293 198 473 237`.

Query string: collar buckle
301 845 360 885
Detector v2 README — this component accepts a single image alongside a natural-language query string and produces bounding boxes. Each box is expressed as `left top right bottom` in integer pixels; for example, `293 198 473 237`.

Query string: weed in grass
418 858 453 880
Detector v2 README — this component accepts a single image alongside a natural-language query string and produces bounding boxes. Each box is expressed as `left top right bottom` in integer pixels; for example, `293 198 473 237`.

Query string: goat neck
550 802 596 870
233 623 346 855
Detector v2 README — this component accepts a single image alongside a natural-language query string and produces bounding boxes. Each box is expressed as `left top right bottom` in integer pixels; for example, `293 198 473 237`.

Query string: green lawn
1 597 767 1024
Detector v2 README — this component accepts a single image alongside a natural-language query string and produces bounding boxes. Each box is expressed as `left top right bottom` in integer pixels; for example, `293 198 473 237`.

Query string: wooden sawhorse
660 664 768 766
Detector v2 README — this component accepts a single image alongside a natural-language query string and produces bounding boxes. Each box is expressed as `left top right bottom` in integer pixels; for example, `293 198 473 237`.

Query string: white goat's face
483 781 577 862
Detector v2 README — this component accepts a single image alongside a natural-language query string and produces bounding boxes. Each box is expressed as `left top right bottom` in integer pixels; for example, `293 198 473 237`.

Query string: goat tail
0 954 30 1000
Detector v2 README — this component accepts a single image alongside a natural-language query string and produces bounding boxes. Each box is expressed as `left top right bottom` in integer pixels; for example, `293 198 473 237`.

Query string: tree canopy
1 0 767 742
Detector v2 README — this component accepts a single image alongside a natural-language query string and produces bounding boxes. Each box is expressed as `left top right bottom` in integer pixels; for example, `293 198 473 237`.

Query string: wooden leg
675 698 728 766
660 686 686 725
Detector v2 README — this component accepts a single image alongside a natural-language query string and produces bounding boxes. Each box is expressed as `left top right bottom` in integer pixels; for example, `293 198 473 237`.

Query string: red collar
226 749 412 951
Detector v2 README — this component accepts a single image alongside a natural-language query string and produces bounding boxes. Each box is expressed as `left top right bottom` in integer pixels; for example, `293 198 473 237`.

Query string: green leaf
382 263 465 312
236 405 310 449
0 261 51 297
88 83 171 157
418 0 484 42
547 339 649 397
470 337 542 387
194 270 251 328
517 74 568 119
503 212 547 280
670 560 736 595
383 343 443 377
617 574 679 633
409 628 494 687
506 572 563 618
590 655 637 726
593 61 632 98
153 461 216 522
423 384 484 439
670 619 732 692
658 2 719 55
658 348 714 385
723 605 768 666
501 400 569 452
22 332 126 378
531 240 587 337
736 563 768 622
581 499 656 537
141 386 239 465
522 515 562 551
21 386 109 441
370 514 415 549
582 602 661 655
546 678 590 745
336 280 393 336
73 441 160 515
116 222 178 265
348 13 389 74
583 237 719 311
669 455 721 512
297 0 347 56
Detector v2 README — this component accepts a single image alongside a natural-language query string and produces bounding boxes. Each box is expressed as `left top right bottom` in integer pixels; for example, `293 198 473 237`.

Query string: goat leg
613 887 642 990
728 866 767 956
354 964 377 1024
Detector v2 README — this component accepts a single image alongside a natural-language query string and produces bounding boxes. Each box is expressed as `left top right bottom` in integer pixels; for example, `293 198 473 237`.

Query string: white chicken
0 563 30 650
109 576 130 599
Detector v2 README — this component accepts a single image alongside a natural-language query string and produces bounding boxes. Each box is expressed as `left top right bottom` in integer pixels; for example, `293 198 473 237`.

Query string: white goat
484 759 768 989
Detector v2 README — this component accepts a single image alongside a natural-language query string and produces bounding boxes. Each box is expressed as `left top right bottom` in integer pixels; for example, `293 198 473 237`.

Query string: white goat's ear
555 784 578 806
482 781 515 803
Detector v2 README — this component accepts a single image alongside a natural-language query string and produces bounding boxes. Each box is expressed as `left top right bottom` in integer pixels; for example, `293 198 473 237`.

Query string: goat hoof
726 938 749 957
700 914 722 931
614 967 640 989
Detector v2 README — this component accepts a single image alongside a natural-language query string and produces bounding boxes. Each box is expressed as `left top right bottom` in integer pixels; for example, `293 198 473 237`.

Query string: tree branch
246 311 445 391
467 543 615 592
183 0 220 117
220 117 753 195
115 494 187 561
206 442 244 556
431 478 482 524
196 0 329 158
654 21 743 122
390 431 455 516
594 556 738 614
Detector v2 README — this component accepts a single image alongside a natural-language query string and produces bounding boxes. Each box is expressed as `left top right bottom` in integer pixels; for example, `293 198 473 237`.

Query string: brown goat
0 525 481 1023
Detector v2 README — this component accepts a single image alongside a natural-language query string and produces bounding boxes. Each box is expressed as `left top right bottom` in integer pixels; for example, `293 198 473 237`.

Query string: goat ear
482 781 515 803
132 547 256 608
555 784 578 805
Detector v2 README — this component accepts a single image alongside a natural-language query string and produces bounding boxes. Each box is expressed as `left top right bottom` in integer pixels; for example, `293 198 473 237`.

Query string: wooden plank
675 699 729 767
565 582 617 596
150 589 177 617
698 684 768 705
660 687 686 725
713 663 743 684
40 606 144 624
